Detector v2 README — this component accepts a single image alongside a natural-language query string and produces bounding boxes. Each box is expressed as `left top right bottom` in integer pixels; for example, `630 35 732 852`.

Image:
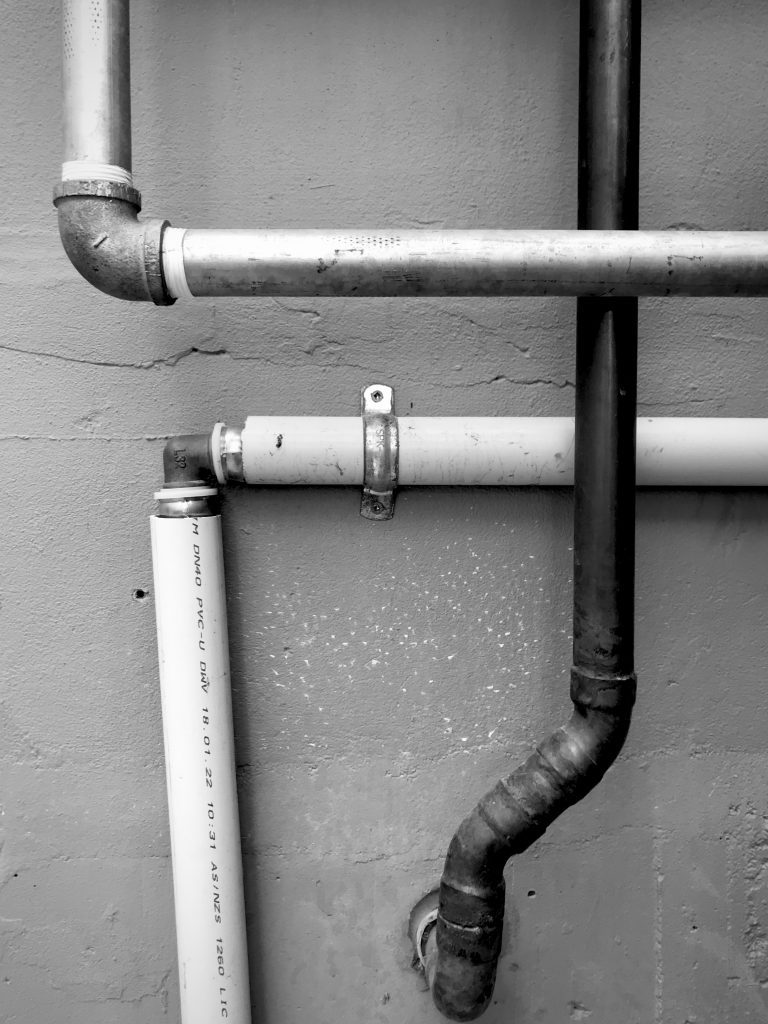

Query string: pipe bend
431 670 636 1021
162 433 217 487
53 184 174 304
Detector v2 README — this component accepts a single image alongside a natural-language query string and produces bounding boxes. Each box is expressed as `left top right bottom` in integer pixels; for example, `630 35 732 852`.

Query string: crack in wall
0 342 229 369
461 374 574 390
0 340 574 394
0 434 172 442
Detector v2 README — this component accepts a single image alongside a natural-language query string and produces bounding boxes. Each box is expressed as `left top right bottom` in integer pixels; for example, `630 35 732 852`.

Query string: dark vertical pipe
573 0 640 686
425 2 640 1019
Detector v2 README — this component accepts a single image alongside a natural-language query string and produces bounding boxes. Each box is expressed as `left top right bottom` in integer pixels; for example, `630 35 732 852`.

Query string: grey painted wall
3 1 768 1021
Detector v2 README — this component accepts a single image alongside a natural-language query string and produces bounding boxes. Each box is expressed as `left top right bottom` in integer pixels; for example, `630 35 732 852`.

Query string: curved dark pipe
431 682 635 1020
428 1 640 1018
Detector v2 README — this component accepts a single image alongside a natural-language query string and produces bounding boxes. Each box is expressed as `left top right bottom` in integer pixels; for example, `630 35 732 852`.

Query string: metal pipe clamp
361 384 398 520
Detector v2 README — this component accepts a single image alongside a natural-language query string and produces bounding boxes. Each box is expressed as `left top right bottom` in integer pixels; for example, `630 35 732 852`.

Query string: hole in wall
132 588 150 603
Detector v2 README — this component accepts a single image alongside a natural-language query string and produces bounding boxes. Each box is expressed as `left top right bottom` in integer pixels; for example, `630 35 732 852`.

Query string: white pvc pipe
239 416 768 487
151 509 251 1024
241 416 364 484
636 417 766 486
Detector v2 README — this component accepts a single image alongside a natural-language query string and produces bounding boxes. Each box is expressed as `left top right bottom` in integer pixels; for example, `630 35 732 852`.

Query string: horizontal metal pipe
232 416 768 487
172 229 768 298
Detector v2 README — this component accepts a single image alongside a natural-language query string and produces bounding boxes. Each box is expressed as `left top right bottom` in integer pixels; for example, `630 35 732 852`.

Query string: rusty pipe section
426 2 640 1018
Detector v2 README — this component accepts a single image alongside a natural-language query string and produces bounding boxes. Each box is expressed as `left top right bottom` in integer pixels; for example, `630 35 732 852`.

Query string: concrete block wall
3 1 768 1021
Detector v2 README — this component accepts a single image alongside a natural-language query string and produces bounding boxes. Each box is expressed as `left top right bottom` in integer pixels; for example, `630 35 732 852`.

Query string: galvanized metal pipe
61 0 132 183
58 1 768 302
166 227 768 298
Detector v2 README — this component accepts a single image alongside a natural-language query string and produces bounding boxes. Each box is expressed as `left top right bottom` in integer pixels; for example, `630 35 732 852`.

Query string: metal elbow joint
162 433 217 488
53 179 174 304
428 668 636 1021
156 433 220 520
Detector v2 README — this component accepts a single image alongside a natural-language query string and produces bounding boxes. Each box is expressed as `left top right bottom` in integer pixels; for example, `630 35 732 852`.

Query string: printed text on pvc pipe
194 522 231 1019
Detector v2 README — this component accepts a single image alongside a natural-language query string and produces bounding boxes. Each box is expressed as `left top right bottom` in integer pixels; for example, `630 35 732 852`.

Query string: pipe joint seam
54 178 141 207
53 193 174 304
436 918 503 965
570 666 637 712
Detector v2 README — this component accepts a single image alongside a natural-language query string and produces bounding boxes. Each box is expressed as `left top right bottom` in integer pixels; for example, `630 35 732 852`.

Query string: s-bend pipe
424 2 640 1017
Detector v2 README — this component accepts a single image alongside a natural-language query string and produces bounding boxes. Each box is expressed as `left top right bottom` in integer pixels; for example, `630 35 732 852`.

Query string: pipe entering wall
421 2 640 1018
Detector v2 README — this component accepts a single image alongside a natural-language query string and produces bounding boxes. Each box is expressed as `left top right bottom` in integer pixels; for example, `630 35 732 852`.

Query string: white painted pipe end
162 227 193 299
61 160 134 185
154 486 219 501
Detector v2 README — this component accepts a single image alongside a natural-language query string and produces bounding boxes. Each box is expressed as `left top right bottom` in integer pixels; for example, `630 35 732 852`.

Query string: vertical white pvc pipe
150 508 251 1024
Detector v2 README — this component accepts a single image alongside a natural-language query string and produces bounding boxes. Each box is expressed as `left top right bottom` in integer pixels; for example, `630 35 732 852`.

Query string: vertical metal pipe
573 0 640 682
62 0 133 175
419 3 642 1019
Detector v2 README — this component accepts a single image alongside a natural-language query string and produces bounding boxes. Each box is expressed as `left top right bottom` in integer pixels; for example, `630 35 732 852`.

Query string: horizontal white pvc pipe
151 511 251 1024
242 417 364 484
240 416 768 487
